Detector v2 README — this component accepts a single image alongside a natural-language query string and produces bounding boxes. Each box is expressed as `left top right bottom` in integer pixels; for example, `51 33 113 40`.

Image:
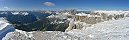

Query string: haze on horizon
0 0 129 11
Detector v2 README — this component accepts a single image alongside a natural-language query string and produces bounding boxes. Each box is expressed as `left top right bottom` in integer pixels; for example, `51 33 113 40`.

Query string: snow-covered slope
67 17 129 40
0 17 15 40
0 18 9 30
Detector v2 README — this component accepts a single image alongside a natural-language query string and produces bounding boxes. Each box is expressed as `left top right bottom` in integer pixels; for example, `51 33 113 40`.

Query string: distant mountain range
0 11 52 31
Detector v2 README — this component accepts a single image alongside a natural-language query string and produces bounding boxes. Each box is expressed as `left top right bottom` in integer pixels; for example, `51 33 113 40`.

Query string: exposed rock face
65 22 91 32
47 18 70 31
75 16 102 24
46 14 70 31
75 12 128 24
66 11 129 32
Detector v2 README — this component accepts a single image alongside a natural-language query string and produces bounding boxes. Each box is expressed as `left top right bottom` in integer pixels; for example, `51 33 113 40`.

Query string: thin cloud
3 7 9 9
43 2 55 6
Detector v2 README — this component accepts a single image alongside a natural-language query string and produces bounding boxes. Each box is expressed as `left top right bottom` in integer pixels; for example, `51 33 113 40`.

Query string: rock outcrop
66 11 129 31
75 11 129 24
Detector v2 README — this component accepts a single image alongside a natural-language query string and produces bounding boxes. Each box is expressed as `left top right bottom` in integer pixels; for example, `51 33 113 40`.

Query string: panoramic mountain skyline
0 0 129 11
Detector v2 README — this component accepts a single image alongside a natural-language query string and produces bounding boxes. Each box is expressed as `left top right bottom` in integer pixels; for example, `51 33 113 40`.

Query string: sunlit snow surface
0 18 15 40
2 29 33 40
0 18 9 30
67 17 129 40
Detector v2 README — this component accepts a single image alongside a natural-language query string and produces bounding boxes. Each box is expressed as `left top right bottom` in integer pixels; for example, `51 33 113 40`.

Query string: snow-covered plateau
1 10 129 40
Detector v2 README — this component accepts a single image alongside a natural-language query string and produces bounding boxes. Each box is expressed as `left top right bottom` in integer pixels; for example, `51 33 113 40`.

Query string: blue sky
0 0 129 11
